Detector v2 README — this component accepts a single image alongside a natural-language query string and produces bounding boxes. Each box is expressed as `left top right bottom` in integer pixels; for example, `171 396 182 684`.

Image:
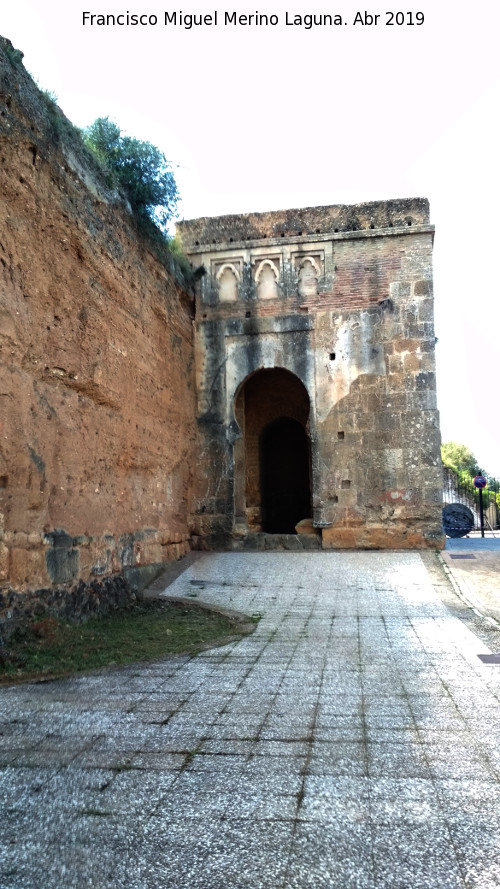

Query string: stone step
232 532 322 552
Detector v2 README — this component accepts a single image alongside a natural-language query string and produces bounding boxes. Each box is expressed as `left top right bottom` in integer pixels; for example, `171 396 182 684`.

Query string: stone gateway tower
178 199 444 550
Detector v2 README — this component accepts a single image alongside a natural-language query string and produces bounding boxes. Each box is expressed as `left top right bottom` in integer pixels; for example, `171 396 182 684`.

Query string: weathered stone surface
178 198 429 246
179 197 444 550
294 518 317 535
0 573 136 638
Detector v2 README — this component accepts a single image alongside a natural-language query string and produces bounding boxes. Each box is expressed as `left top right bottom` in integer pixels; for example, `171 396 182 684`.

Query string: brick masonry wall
0 39 197 605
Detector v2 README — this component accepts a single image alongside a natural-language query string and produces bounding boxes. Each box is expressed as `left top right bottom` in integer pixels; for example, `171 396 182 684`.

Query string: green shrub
84 117 179 228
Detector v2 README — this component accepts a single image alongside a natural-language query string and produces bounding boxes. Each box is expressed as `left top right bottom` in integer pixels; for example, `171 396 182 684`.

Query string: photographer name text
82 10 425 29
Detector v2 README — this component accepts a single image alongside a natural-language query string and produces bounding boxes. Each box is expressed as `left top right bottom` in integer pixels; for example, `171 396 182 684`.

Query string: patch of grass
109 761 141 773
0 599 253 685
39 88 84 145
182 744 205 769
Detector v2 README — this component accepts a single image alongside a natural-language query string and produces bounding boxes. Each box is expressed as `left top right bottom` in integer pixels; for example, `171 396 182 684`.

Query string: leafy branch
84 117 179 230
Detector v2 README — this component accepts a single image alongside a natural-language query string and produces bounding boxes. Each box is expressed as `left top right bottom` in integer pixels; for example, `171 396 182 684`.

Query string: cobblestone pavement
2 551 500 889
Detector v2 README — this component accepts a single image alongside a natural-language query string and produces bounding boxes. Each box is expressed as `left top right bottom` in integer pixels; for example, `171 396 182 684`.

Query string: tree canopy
84 117 179 229
441 442 480 477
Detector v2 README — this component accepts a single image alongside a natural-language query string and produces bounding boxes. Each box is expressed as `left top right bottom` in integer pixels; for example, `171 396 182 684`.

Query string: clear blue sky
3 1 500 476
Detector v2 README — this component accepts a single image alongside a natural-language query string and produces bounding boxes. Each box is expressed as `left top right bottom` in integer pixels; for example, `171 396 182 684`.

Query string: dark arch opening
260 417 311 534
233 367 312 534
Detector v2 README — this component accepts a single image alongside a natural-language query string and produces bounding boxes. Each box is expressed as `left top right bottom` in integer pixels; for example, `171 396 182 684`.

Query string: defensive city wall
0 38 197 627
0 36 444 629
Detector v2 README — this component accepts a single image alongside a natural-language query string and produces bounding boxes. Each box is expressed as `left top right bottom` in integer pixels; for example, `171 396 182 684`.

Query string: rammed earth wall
0 38 197 626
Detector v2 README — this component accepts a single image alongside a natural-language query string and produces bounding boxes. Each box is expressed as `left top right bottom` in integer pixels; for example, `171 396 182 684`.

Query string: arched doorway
233 368 312 534
260 417 311 533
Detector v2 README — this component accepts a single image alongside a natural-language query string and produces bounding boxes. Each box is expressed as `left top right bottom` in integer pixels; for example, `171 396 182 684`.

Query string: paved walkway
2 551 500 888
443 536 500 626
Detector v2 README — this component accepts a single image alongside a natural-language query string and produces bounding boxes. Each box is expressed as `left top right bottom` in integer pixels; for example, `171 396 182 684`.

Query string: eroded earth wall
0 38 196 608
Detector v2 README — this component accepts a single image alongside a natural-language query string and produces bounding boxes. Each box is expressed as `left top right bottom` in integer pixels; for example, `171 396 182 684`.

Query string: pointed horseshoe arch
233 367 312 533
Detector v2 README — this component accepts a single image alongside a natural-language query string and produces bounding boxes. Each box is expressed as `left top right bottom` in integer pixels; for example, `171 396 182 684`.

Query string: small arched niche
216 263 239 302
255 259 279 300
297 257 320 298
